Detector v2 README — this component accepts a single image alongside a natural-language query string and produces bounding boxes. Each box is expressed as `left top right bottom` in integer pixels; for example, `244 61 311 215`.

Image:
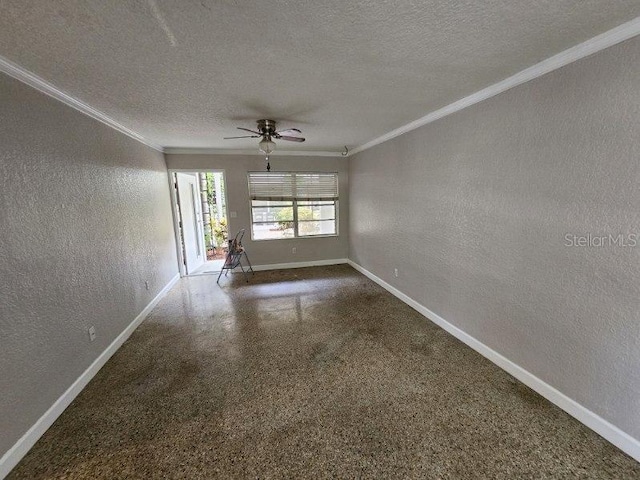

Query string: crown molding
349 15 640 156
0 54 164 153
3 15 639 158
163 147 345 157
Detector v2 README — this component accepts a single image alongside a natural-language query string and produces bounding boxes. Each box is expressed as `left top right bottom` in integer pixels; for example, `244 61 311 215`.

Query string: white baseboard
346 260 640 463
0 273 180 479
251 258 348 272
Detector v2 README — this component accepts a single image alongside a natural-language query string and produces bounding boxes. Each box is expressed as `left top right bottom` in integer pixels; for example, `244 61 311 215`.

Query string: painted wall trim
349 16 640 156
346 260 640 463
0 274 180 479
0 54 164 153
163 148 345 157
248 258 348 272
3 16 638 159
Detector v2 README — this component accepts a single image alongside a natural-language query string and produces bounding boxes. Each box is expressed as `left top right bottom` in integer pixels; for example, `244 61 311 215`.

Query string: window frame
248 172 339 241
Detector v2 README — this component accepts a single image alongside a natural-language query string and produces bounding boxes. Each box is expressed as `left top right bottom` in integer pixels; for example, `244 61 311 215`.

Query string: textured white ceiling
1 1 639 152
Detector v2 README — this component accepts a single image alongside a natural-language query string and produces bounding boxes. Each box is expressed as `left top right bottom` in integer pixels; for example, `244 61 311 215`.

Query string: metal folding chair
217 229 254 283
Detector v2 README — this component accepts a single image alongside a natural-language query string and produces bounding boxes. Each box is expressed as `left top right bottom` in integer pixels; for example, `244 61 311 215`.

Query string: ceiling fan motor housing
257 119 277 136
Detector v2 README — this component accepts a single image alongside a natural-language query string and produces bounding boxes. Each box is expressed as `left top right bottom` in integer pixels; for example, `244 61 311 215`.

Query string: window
248 172 338 240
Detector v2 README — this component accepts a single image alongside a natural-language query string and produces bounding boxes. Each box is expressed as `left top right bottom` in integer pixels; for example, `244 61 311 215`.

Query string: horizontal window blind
248 172 338 200
248 172 294 199
295 173 338 200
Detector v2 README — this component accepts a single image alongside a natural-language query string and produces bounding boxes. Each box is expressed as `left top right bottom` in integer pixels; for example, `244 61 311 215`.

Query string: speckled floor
8 265 640 479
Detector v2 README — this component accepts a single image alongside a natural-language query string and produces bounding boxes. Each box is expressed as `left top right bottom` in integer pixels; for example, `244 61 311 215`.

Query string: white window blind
248 172 338 201
248 172 294 199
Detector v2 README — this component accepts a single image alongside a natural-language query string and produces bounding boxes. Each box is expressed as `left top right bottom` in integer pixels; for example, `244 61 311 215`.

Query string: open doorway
171 171 228 276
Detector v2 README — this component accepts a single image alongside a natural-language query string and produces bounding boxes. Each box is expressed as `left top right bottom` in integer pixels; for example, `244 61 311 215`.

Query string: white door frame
168 169 230 277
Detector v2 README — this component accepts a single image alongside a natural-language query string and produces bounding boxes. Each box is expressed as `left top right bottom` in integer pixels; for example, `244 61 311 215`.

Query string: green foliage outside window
275 207 317 234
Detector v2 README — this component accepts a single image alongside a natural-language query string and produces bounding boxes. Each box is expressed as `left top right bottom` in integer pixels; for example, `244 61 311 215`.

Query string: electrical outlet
230 211 237 218
88 326 97 342
145 280 149 290
292 247 297 254
394 268 399 278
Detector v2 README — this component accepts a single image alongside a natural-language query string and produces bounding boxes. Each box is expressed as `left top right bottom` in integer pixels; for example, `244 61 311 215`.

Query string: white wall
0 72 179 460
349 35 640 445
165 154 349 266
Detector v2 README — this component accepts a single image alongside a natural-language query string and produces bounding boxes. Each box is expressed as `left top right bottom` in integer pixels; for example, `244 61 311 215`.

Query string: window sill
250 234 339 242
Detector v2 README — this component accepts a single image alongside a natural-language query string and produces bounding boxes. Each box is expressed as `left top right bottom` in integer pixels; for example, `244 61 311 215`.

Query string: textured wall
349 36 640 440
165 154 349 266
0 73 178 457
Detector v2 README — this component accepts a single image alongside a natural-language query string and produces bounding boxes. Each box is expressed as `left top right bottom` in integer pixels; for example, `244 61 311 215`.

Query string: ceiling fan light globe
259 138 276 155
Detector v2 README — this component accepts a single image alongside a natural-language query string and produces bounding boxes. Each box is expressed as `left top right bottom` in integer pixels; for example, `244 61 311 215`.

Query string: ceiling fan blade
237 127 262 135
275 128 302 136
276 135 306 142
224 135 261 139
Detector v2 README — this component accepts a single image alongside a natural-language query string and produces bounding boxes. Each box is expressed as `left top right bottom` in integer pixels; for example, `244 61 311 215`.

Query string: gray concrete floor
8 265 640 478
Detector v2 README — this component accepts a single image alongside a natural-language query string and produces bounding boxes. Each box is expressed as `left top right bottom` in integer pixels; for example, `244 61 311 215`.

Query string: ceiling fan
224 119 305 157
